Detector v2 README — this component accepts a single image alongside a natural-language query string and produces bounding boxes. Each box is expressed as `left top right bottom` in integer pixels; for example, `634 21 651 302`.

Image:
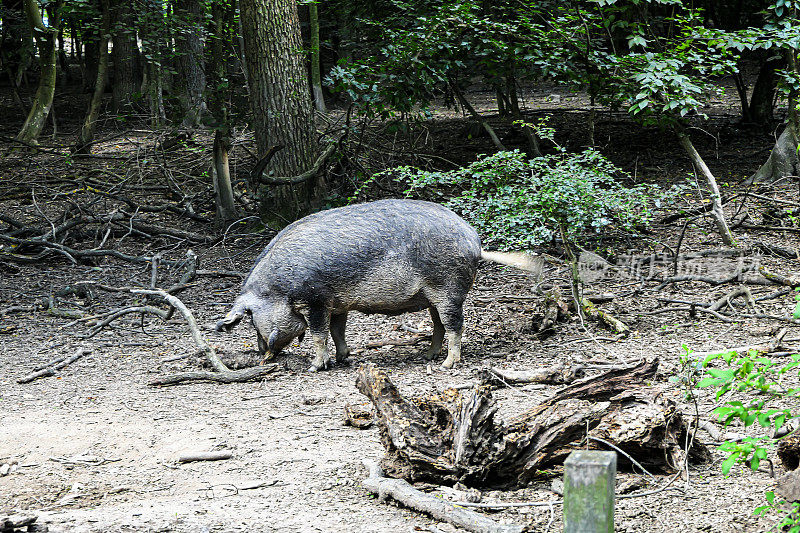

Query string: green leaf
721 454 737 475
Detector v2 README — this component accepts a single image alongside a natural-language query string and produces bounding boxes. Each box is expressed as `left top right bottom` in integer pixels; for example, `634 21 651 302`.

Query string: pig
215 199 539 371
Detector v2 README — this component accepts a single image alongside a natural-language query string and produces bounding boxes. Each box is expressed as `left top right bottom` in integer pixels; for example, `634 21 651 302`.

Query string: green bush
395 148 661 250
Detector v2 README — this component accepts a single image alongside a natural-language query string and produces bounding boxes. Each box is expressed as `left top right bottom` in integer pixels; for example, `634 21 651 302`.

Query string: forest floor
1 81 799 532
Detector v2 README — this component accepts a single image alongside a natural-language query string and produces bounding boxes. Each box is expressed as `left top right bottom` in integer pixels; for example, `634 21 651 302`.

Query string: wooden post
563 450 616 533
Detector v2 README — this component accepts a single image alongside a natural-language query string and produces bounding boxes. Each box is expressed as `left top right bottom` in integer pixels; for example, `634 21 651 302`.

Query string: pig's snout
215 310 244 333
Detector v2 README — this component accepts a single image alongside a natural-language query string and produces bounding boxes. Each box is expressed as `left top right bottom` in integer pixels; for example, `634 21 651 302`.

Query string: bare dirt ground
1 81 799 532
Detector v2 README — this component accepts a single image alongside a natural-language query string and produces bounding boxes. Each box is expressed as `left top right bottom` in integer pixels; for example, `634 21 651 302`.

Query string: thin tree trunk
212 131 237 225
239 0 317 217
175 0 207 128
676 130 735 246
309 2 325 113
733 70 750 122
75 0 109 154
451 82 506 150
140 0 166 127
15 0 59 145
208 0 237 226
506 74 541 157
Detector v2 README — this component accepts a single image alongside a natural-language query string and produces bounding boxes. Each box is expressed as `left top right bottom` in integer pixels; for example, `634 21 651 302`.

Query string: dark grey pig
216 199 538 371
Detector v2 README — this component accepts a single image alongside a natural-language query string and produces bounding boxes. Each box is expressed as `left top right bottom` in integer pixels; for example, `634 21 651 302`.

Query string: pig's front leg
305 307 332 372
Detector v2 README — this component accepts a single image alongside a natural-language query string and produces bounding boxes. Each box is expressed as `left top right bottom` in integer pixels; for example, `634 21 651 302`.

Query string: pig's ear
267 329 280 351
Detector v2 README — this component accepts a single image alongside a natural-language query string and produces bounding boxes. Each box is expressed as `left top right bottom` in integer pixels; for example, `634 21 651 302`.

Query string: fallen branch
484 365 581 386
760 266 800 288
257 142 338 185
580 298 630 335
131 289 280 385
178 451 233 463
148 366 278 386
18 347 91 383
0 514 37 531
361 460 523 533
708 286 756 312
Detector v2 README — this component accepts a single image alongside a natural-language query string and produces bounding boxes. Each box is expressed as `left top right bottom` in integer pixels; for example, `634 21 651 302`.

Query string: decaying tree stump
355 359 708 489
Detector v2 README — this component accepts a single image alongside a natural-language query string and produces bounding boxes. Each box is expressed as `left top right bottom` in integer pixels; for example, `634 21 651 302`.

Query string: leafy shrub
393 148 660 250
691 344 800 531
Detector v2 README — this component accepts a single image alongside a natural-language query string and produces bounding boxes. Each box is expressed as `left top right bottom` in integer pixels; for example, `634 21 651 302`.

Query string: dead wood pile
355 359 709 489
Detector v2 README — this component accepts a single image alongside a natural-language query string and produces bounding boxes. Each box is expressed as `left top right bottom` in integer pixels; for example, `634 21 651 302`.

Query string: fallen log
356 359 707 489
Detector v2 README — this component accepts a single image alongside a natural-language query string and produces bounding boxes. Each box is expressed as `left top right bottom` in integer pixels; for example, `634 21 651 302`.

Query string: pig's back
244 200 481 306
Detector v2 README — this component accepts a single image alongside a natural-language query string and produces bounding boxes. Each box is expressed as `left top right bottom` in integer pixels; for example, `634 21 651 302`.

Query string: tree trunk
0 0 33 114
207 0 237 226
110 0 142 112
212 131 237 225
751 49 800 184
56 23 70 86
82 36 99 93
75 0 110 154
15 0 59 145
308 2 326 113
748 55 781 127
506 74 541 157
174 0 207 128
239 0 317 218
676 129 735 246
140 0 167 127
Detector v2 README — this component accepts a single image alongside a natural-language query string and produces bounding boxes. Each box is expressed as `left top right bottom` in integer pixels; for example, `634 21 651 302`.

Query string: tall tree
749 5 800 183
239 0 316 216
15 0 60 145
308 1 325 113
75 0 110 153
174 0 206 127
139 0 167 126
110 0 142 111
207 0 237 225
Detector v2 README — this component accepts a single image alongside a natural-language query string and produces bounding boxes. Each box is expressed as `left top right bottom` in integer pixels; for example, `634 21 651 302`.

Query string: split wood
361 460 523 533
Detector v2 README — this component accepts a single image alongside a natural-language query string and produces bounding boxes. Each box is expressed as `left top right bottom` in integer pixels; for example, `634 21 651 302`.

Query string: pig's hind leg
424 307 445 361
330 312 350 364
429 298 465 369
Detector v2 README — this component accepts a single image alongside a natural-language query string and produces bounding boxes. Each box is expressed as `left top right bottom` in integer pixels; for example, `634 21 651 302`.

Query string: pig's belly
331 266 431 314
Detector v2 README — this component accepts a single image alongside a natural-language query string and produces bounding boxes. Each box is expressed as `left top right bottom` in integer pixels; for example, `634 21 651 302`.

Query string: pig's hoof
308 359 330 372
